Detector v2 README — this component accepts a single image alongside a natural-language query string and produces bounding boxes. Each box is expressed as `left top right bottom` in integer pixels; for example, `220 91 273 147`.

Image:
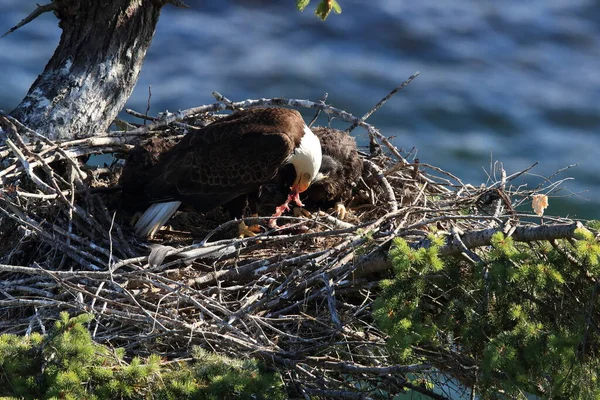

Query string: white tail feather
134 201 182 238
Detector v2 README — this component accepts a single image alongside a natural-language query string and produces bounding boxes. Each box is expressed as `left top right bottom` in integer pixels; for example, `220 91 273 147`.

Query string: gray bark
9 0 164 140
355 222 589 277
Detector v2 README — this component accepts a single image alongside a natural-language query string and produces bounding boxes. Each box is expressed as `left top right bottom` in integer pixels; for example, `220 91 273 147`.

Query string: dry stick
140 271 239 319
346 71 420 134
0 298 74 309
495 161 539 186
300 388 373 400
109 280 171 332
3 285 55 298
126 108 158 121
0 265 112 282
4 138 55 193
1 145 130 180
232 269 304 321
60 169 77 273
450 226 482 264
142 218 360 272
45 275 148 316
143 279 260 346
16 190 70 199
2 112 89 181
0 205 108 270
7 154 109 239
249 315 313 344
363 158 398 212
267 246 365 316
27 150 74 206
308 92 329 127
305 358 432 375
2 111 137 161
266 236 363 300
321 273 342 329
388 162 454 196
490 166 507 227
212 91 238 109
314 211 355 230
126 106 200 131
417 163 469 189
145 85 152 125
108 212 117 274
1 2 58 38
187 247 331 288
384 159 411 177
165 0 190 8
91 193 136 258
531 163 579 195
51 225 114 259
125 108 200 131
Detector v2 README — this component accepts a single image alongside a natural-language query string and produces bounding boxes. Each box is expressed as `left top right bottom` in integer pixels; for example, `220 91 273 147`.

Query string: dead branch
346 71 420 133
1 2 58 38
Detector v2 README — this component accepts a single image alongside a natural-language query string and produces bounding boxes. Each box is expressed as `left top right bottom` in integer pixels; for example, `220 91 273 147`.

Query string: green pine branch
374 226 600 399
0 312 285 399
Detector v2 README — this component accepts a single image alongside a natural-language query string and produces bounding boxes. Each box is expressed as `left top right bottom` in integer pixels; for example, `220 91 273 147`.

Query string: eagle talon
238 221 260 238
333 202 347 220
293 207 312 218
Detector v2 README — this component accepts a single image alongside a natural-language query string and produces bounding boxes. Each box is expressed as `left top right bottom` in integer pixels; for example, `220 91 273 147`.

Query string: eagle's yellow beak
292 172 312 193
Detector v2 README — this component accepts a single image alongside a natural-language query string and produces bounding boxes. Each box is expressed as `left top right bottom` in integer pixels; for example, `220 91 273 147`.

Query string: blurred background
0 0 598 219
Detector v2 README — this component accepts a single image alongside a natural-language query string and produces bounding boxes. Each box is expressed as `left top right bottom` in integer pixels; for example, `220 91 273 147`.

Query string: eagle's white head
289 124 323 193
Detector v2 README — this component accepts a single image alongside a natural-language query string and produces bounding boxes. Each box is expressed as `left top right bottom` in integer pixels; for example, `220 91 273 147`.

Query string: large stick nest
0 95 582 398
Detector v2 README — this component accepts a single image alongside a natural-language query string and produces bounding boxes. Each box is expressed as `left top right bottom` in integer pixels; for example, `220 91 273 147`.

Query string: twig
144 85 152 125
321 273 342 329
4 138 55 193
164 0 190 8
212 91 239 109
346 71 420 134
1 2 58 38
309 92 328 127
363 159 398 212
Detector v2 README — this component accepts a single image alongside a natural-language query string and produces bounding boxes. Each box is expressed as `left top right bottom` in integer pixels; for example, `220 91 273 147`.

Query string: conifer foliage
0 313 285 399
374 224 600 399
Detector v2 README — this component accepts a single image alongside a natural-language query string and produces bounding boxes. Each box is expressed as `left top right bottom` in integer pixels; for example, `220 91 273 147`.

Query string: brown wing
143 108 304 212
119 137 178 211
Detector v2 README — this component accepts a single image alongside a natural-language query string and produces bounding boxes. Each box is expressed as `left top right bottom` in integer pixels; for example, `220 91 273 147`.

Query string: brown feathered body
120 108 322 237
120 137 178 212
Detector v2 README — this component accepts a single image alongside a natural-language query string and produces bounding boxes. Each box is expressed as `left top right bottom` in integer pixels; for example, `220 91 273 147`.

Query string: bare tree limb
1 2 58 39
346 71 420 134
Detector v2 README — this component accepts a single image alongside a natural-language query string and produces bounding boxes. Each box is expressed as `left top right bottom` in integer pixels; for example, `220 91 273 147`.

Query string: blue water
1 0 599 219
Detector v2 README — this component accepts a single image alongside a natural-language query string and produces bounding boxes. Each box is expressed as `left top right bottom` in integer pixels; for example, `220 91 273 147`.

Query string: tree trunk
9 0 164 140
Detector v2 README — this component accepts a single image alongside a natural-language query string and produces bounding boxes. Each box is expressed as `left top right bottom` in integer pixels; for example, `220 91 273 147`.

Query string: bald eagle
121 108 322 238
